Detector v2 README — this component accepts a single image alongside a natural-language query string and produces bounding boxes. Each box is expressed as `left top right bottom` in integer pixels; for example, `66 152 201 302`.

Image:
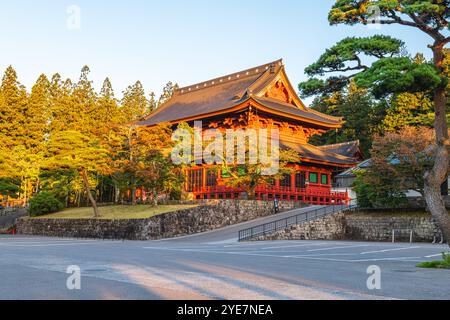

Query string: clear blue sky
0 1 434 102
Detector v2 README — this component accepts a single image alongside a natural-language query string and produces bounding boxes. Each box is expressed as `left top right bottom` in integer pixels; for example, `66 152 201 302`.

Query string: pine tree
73 65 98 135
382 93 434 132
302 1 450 243
96 78 120 133
26 74 50 150
121 81 148 122
49 73 74 133
148 92 157 113
44 130 109 217
157 81 178 107
0 66 28 149
310 81 382 156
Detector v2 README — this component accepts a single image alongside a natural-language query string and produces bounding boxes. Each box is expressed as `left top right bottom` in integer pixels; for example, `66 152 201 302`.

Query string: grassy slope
33 205 198 220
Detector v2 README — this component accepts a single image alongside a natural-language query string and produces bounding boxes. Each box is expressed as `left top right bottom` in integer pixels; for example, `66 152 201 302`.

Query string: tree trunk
80 169 100 218
424 128 450 244
248 185 256 200
65 191 70 208
131 187 137 206
426 44 450 245
76 192 81 207
152 189 158 206
23 179 28 205
114 187 120 204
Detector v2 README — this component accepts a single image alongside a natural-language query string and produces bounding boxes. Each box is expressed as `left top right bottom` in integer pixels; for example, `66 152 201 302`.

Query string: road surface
0 206 449 300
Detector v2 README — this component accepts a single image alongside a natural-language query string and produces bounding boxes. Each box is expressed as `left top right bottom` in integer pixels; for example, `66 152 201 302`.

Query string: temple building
139 60 361 204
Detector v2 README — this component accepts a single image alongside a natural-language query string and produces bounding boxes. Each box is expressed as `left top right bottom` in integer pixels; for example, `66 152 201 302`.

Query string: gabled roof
317 141 364 161
336 159 373 177
280 139 359 167
138 60 343 128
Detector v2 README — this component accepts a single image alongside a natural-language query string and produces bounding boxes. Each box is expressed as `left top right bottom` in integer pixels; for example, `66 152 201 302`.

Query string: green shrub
443 252 450 264
28 192 64 217
417 252 450 269
352 171 408 208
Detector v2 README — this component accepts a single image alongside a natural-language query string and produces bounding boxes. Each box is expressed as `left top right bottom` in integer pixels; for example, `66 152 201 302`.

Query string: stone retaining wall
254 213 347 241
407 196 450 209
254 213 444 243
345 214 443 242
16 200 304 240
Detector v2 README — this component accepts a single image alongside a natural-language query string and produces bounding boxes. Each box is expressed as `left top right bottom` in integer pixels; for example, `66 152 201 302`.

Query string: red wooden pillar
290 173 296 194
202 167 207 198
184 168 189 193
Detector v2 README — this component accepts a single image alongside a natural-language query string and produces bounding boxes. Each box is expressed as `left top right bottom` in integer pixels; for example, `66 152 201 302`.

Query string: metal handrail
238 205 357 242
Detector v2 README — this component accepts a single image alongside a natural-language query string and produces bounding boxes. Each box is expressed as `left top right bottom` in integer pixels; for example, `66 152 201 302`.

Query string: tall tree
148 92 157 113
300 1 450 244
380 54 442 132
157 81 178 107
121 81 148 122
382 92 435 132
73 65 98 135
310 80 383 155
95 77 121 142
0 66 28 149
371 126 438 197
96 78 118 125
43 131 109 217
118 124 173 205
0 147 21 202
26 74 51 150
48 74 74 133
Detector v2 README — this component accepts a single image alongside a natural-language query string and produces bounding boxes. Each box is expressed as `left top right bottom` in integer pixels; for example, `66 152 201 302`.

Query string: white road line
142 247 425 263
0 242 99 246
0 238 98 242
0 242 110 247
261 243 329 250
360 246 422 255
285 253 357 257
425 254 444 258
0 240 98 243
224 242 271 248
307 244 371 252
348 257 423 262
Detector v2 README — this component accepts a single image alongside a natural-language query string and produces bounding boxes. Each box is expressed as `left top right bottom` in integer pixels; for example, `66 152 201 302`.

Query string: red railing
191 185 349 205
0 199 26 208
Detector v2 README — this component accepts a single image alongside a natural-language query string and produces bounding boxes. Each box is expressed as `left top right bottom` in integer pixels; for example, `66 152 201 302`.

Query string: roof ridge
307 108 343 122
318 141 360 149
176 59 283 95
306 143 356 160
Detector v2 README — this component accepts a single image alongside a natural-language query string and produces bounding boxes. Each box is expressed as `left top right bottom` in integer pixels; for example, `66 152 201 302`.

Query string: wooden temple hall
139 60 362 205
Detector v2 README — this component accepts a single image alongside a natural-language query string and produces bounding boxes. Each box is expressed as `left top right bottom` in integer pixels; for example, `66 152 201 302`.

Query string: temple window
188 169 203 192
206 170 217 187
309 172 318 184
321 174 329 185
280 174 291 187
295 172 306 189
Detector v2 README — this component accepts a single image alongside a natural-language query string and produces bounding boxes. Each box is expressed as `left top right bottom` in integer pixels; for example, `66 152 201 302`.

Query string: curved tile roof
138 60 343 128
280 139 359 166
317 141 363 160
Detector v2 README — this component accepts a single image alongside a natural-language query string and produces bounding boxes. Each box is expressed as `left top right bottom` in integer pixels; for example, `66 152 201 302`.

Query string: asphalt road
0 207 449 300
